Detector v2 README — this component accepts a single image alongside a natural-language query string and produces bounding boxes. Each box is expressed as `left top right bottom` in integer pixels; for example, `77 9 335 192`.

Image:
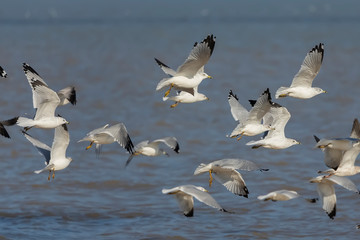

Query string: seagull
155 34 215 97
246 102 300 149
0 117 18 138
275 43 326 99
23 63 76 107
22 123 72 180
194 158 268 198
257 190 300 201
228 89 273 140
78 122 134 156
309 175 359 219
315 138 360 177
162 185 226 217
162 86 209 108
125 137 179 166
0 66 7 78
17 63 70 130
314 118 360 171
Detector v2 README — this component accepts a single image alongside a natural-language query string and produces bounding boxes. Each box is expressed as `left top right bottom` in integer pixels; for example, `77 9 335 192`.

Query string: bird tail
156 78 171 91
16 117 35 128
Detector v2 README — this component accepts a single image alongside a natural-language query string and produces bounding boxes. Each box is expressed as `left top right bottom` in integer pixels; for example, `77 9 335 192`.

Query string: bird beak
323 90 327 93
206 97 210 101
66 121 70 124
208 75 213 79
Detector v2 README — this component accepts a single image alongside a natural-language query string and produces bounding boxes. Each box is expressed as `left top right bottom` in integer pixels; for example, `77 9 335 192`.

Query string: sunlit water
1 0 360 239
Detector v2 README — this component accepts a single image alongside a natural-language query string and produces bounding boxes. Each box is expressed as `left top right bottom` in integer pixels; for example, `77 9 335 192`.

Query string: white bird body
17 116 68 129
78 123 134 156
228 89 273 139
23 123 72 180
246 103 300 149
275 43 326 99
126 137 179 166
194 158 268 198
155 35 215 96
162 185 226 217
257 190 300 201
310 175 359 219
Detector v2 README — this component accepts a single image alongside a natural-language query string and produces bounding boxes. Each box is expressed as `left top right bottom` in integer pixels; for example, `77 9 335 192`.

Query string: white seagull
155 34 215 97
228 89 273 140
309 175 359 219
257 190 300 201
155 58 209 108
17 63 70 130
0 66 7 78
162 185 226 217
315 137 360 177
246 102 300 149
194 158 268 198
78 122 134 156
23 123 72 180
0 117 18 138
275 43 326 99
125 137 179 166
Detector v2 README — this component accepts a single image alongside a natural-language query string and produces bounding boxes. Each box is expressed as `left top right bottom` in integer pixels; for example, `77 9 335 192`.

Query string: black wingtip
1 116 19 126
228 90 239 101
174 143 180 154
0 66 7 78
260 168 269 172
184 208 194 217
310 43 324 63
328 205 336 219
154 58 171 69
248 99 256 107
313 135 320 143
22 62 41 76
69 87 77 105
0 124 10 138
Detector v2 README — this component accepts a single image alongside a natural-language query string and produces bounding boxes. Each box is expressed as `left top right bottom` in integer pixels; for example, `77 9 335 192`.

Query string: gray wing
350 118 360 139
57 86 77 106
228 90 249 123
50 123 70 161
22 131 51 165
102 123 134 154
265 105 291 139
212 167 249 197
78 124 109 142
290 43 324 88
327 175 359 193
247 88 272 124
337 144 360 174
180 185 224 211
317 182 336 219
0 66 7 78
152 137 179 153
212 158 267 172
176 35 215 78
154 58 177 76
22 63 49 109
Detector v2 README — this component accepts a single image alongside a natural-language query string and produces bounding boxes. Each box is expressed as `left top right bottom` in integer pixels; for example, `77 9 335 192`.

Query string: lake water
1 0 360 239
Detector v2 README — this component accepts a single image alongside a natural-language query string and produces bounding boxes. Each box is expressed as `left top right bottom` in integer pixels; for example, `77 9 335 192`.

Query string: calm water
1 0 360 239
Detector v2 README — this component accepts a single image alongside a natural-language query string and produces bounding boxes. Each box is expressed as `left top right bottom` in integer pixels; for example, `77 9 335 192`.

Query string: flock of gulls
1 34 360 221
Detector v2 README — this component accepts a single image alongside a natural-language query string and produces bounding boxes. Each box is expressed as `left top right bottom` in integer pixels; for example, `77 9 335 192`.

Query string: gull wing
257 190 299 201
317 181 336 219
0 117 18 138
178 185 224 211
228 90 249 123
350 118 360 139
212 158 267 172
247 88 272 124
265 105 291 139
50 123 70 161
57 86 77 106
212 166 249 197
152 137 179 153
154 58 177 76
101 123 134 154
176 35 215 78
0 66 7 78
290 43 324 88
23 63 49 109
327 175 359 193
22 131 51 165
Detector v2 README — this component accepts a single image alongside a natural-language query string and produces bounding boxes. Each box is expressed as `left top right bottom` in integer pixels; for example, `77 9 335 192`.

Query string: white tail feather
17 117 35 128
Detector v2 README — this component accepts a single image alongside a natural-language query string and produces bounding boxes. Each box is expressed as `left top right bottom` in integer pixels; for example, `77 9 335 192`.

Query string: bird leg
48 170 51 181
24 126 33 132
86 141 94 150
209 170 213 187
52 170 55 179
237 133 244 141
170 102 179 108
164 83 174 97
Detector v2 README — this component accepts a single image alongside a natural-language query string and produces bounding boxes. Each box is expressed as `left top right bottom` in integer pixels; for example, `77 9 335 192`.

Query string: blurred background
1 0 360 239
